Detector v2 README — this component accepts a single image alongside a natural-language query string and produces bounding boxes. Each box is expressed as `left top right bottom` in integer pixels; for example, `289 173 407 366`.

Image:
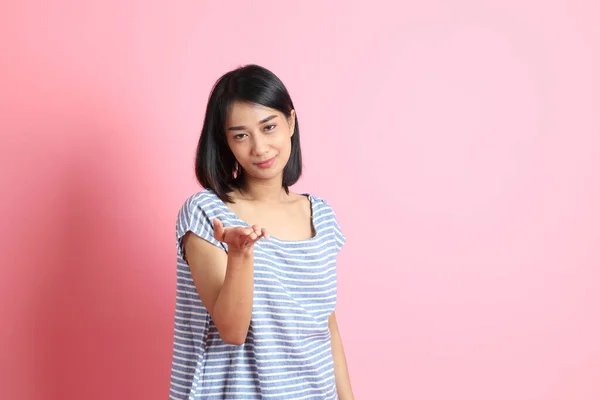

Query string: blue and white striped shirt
169 189 346 399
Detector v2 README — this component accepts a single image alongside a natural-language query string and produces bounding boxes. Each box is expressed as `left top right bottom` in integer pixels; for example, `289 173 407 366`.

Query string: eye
233 133 248 140
264 124 276 132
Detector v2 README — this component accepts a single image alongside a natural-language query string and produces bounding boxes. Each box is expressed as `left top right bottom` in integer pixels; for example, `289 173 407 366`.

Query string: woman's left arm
329 311 355 400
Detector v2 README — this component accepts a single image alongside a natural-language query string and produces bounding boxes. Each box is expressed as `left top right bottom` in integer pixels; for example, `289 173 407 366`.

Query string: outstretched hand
213 218 269 252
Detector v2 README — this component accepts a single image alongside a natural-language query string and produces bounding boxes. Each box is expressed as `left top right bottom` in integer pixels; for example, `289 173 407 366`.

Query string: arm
183 221 265 345
329 311 354 400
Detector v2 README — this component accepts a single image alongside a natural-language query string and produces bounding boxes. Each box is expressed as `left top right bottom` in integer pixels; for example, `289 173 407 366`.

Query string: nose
251 133 269 156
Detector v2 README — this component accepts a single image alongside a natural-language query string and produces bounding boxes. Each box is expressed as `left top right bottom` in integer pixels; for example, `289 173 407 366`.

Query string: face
225 100 295 182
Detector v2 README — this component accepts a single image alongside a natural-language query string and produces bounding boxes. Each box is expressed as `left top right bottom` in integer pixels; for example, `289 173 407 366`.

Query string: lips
254 156 276 168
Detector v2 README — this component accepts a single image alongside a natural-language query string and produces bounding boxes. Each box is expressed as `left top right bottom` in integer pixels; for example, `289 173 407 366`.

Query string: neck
237 175 288 203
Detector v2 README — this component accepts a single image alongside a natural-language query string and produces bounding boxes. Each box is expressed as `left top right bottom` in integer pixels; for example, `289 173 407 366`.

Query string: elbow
223 337 246 346
220 331 247 346
212 307 251 346
216 322 248 346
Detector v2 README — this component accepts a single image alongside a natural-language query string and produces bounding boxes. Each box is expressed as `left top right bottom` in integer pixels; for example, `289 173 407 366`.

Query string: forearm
213 250 254 345
330 313 354 399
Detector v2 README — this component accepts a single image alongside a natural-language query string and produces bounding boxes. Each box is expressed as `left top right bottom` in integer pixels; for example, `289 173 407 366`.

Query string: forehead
226 101 281 126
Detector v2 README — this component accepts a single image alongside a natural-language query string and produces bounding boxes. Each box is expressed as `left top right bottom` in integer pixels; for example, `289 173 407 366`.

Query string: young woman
169 64 354 399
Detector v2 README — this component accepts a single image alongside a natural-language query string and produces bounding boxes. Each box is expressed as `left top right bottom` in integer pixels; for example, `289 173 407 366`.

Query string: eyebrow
228 115 278 131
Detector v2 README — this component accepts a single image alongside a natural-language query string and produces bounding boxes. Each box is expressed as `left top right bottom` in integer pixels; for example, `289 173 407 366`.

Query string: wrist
227 247 254 264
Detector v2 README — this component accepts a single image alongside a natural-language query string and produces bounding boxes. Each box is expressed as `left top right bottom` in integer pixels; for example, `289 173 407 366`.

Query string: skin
182 100 354 399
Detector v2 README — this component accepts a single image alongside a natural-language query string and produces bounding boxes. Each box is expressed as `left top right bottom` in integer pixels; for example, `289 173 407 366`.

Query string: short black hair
195 64 302 203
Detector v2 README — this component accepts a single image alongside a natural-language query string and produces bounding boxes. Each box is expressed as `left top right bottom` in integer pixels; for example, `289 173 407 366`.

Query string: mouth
254 156 276 169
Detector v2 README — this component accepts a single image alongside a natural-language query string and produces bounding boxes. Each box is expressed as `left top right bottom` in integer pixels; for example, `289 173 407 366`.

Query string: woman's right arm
182 220 265 345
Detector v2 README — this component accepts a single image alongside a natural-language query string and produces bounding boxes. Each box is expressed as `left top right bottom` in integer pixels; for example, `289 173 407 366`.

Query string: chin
248 166 283 180
255 170 283 180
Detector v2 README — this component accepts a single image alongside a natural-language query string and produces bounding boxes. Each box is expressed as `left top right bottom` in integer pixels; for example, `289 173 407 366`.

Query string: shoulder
176 189 226 225
305 193 347 249
304 192 337 214
175 189 226 252
302 192 344 228
179 189 220 212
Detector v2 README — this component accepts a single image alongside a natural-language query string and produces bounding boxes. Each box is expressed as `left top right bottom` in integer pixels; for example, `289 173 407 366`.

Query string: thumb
213 218 224 241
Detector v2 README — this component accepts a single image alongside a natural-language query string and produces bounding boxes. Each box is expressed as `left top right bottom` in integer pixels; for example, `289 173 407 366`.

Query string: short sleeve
175 195 225 262
321 199 346 252
331 212 346 252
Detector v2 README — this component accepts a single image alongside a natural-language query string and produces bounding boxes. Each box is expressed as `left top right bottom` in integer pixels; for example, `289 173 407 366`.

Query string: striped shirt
169 189 346 399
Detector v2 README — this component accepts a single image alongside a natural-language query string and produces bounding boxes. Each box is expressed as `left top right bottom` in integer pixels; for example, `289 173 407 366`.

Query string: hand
213 218 269 252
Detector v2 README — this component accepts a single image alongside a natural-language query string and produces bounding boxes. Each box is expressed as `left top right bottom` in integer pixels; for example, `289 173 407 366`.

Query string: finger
213 218 224 241
252 225 262 236
233 227 253 247
221 227 229 243
240 233 253 248
261 228 269 240
249 229 267 244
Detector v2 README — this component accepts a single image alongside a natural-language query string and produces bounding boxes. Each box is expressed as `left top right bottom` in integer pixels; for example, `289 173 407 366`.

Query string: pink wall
1 1 599 399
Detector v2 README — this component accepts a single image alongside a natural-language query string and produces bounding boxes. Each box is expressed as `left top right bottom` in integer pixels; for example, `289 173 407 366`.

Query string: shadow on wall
29 120 174 400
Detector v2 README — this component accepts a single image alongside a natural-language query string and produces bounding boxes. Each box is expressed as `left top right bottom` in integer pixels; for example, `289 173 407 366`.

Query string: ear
288 109 296 137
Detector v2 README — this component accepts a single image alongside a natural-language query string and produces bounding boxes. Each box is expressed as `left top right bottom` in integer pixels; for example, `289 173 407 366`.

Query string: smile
254 157 276 168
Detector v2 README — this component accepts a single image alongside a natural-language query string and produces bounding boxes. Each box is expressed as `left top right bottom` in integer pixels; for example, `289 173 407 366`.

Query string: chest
229 201 315 241
251 242 339 324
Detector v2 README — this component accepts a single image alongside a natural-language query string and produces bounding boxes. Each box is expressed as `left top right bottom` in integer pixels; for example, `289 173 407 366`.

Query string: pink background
1 1 599 399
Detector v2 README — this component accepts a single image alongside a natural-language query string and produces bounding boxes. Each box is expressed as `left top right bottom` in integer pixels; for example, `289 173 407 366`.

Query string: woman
169 64 354 399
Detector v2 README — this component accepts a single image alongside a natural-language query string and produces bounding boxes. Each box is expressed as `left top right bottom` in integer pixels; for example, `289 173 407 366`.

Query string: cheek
227 141 247 160
273 131 292 150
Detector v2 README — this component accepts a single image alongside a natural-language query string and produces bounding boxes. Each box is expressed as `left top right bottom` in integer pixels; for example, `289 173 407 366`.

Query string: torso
169 189 345 399
225 191 315 241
